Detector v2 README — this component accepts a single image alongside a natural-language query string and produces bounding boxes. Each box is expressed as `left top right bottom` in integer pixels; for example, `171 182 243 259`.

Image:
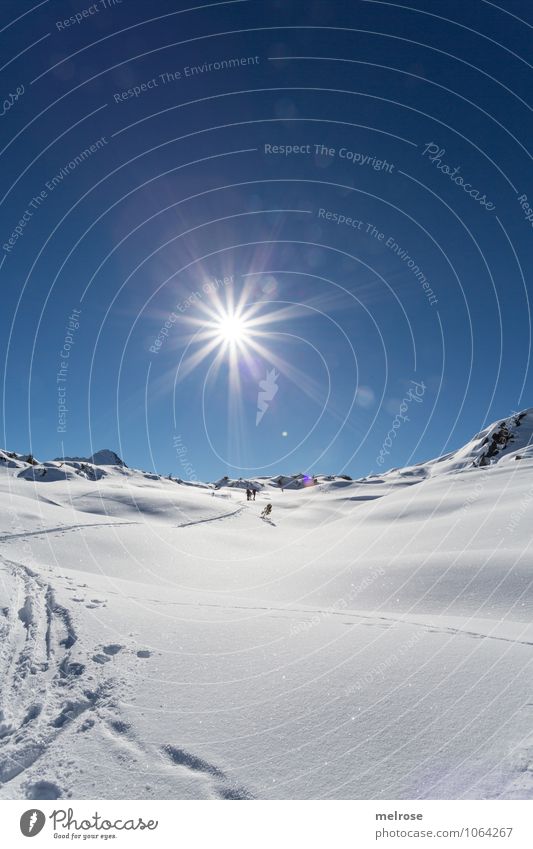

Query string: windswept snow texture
2 412 533 800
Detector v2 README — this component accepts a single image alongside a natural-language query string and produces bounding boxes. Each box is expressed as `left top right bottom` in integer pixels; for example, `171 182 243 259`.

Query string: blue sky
1 0 532 480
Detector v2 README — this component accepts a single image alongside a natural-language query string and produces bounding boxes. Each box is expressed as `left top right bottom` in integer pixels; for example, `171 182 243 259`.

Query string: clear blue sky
1 0 532 480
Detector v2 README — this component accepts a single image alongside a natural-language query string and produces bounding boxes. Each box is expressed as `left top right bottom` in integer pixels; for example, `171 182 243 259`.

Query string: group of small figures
244 487 272 519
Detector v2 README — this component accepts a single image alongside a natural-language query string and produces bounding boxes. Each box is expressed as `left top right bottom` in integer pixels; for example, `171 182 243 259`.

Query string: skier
261 503 272 519
252 489 256 501
246 488 251 501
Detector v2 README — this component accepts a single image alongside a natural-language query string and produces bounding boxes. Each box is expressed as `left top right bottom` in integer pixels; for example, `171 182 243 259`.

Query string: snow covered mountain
4 408 533 491
55 449 127 467
375 409 533 480
1 409 533 801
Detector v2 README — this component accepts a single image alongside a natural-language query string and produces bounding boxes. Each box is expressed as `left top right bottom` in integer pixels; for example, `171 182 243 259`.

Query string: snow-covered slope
1 413 533 801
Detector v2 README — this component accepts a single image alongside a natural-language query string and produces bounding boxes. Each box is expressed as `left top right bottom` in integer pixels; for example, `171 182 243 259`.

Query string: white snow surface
1 410 533 800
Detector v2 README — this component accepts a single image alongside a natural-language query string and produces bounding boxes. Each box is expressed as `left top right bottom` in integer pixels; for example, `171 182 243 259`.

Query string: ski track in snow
92 699 254 799
0 554 111 793
160 744 253 799
0 521 139 543
0 553 253 800
175 505 245 529
0 505 242 543
105 591 533 650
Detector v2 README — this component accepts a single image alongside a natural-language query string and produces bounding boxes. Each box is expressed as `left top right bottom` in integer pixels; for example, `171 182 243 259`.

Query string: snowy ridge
365 409 533 484
421 409 533 471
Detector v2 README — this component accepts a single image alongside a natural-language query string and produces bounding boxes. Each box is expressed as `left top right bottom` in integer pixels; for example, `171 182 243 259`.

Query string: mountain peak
88 449 126 467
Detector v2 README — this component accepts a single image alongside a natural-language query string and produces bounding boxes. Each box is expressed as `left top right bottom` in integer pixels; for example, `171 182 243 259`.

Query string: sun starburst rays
166 275 331 473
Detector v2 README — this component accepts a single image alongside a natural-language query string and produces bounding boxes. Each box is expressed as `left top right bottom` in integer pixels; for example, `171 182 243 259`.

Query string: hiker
261 503 272 519
252 489 256 501
246 488 251 501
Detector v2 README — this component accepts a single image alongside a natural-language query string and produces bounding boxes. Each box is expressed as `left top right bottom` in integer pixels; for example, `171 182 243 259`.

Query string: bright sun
216 312 249 344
